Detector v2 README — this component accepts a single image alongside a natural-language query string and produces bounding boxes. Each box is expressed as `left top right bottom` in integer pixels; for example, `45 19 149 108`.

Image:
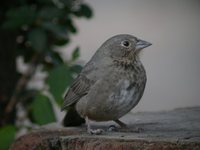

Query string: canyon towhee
62 34 151 134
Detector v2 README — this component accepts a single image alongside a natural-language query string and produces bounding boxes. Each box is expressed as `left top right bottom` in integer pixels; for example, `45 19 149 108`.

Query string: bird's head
101 34 152 61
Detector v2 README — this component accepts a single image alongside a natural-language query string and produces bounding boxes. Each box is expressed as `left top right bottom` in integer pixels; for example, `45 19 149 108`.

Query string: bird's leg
114 119 127 128
108 119 127 132
86 116 104 135
86 116 91 133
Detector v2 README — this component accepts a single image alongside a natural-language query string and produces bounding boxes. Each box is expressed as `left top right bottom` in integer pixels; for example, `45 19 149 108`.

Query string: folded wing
61 75 92 110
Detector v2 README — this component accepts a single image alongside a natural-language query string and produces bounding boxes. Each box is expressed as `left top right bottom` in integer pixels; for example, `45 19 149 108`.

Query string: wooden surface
10 107 200 150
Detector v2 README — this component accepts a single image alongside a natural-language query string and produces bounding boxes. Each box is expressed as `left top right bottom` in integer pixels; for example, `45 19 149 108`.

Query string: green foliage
38 6 64 20
32 94 56 125
28 28 47 52
72 47 80 61
2 6 36 30
73 4 93 18
70 64 83 74
0 0 93 148
47 65 73 105
42 22 69 40
0 125 16 150
47 50 64 65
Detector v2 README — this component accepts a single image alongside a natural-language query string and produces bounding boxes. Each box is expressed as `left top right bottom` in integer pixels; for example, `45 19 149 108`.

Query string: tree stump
10 107 200 150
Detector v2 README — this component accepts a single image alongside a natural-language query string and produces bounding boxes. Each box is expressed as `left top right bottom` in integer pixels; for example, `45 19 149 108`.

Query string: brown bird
62 34 151 134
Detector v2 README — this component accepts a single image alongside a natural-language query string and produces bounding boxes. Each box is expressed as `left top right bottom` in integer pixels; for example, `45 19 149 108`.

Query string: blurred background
65 0 200 112
0 0 199 149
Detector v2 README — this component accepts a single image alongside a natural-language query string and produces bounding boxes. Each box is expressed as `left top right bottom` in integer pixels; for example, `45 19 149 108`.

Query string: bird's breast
76 62 146 121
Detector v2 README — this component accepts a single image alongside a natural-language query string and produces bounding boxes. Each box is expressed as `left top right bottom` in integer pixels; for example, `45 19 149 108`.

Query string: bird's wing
62 75 92 110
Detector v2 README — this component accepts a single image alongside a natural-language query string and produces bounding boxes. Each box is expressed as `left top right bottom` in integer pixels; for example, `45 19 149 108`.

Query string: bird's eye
121 40 130 47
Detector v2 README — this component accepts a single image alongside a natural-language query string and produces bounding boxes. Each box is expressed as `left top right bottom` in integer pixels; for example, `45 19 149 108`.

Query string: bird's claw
108 125 118 132
88 129 104 135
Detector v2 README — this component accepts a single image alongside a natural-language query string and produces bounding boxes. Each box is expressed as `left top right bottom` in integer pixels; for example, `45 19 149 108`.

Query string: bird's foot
108 125 118 132
88 128 104 135
86 117 104 135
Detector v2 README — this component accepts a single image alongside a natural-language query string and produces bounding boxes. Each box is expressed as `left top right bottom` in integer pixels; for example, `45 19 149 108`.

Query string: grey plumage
62 34 151 134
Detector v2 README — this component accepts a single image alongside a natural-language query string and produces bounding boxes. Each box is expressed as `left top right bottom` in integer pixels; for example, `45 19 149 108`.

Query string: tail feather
62 106 85 126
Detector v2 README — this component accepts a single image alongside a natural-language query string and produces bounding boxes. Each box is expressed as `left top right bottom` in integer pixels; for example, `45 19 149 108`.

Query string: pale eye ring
121 40 130 47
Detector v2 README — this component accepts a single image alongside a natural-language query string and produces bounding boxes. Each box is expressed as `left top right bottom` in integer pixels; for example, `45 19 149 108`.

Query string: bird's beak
136 39 152 51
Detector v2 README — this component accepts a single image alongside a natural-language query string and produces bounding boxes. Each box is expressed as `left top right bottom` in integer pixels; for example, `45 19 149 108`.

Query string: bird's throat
113 58 135 69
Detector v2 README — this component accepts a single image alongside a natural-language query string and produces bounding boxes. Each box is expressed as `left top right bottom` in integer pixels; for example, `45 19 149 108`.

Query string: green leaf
54 38 70 46
60 0 74 7
71 47 80 61
0 125 16 150
73 4 93 19
38 6 64 20
16 48 35 62
2 6 36 30
65 18 77 33
42 22 68 39
80 4 93 18
47 65 73 105
28 28 47 52
47 50 64 65
32 94 56 125
36 0 53 5
70 64 83 74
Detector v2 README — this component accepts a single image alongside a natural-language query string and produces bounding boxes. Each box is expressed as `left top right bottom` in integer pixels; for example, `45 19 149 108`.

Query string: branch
5 54 41 114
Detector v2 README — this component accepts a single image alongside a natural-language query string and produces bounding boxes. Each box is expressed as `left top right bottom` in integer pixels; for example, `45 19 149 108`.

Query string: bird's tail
62 106 85 127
